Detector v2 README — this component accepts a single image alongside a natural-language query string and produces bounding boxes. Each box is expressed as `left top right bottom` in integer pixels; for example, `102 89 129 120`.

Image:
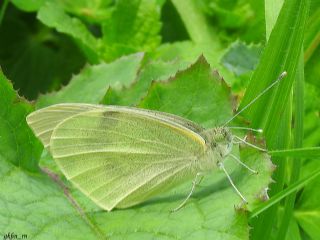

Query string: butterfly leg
171 172 204 212
229 153 258 174
218 162 248 203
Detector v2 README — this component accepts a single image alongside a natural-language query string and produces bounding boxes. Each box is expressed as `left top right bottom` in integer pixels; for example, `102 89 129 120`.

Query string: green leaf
103 59 190 106
304 83 320 147
101 0 162 61
285 218 302 240
295 180 320 240
0 8 86 100
293 160 320 240
0 70 42 172
152 41 236 87
139 56 232 128
61 0 113 23
305 45 320 88
221 41 262 76
10 0 45 12
36 53 144 108
37 1 100 62
0 160 105 239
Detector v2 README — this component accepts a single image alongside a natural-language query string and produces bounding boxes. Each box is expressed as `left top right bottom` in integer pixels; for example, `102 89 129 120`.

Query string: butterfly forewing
49 107 208 211
26 103 102 149
26 103 205 150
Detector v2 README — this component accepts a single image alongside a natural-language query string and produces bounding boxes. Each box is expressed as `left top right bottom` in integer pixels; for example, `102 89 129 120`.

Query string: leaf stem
170 0 218 45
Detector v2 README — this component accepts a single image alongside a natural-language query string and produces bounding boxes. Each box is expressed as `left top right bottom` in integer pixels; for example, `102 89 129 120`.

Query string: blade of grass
269 147 320 158
249 168 320 219
244 0 310 239
304 8 320 63
240 0 310 133
265 0 283 39
251 105 292 240
276 50 305 240
263 0 309 147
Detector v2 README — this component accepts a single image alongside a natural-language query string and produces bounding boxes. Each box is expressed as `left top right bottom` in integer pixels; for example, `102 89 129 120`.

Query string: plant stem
170 0 219 45
0 0 9 26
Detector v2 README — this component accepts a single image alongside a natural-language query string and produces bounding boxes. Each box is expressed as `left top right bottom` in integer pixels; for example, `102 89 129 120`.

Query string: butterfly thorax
198 127 233 171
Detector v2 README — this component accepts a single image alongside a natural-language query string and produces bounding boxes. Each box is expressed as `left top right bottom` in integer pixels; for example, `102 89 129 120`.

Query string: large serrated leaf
0 160 103 240
37 1 101 62
139 56 232 128
0 71 42 172
101 0 162 61
103 59 190 106
36 53 144 108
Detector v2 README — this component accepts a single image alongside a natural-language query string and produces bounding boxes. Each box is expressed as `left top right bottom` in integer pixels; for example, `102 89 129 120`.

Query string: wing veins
54 150 175 159
67 156 194 180
88 164 152 196
101 163 192 208
117 163 192 205
52 127 185 154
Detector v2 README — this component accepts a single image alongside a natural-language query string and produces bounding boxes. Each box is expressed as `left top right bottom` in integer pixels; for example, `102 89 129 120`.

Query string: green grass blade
240 0 310 133
249 168 320 219
276 50 305 240
245 0 310 239
269 147 320 158
251 106 292 240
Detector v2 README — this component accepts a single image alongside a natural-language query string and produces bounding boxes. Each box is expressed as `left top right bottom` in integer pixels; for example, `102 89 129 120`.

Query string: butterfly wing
49 107 207 211
26 103 102 149
26 103 204 150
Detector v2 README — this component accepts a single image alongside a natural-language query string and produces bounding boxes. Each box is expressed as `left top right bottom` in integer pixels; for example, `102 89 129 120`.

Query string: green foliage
36 53 144 108
0 0 320 239
221 41 262 76
139 56 233 128
0 6 85 99
101 0 162 61
0 71 42 172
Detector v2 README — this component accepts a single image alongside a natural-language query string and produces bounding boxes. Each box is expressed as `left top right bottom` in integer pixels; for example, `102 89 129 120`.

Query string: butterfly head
207 127 233 159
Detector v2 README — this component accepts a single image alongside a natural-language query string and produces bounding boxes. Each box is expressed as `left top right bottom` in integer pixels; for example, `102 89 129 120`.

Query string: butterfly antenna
228 127 263 133
223 71 287 126
218 162 248 203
